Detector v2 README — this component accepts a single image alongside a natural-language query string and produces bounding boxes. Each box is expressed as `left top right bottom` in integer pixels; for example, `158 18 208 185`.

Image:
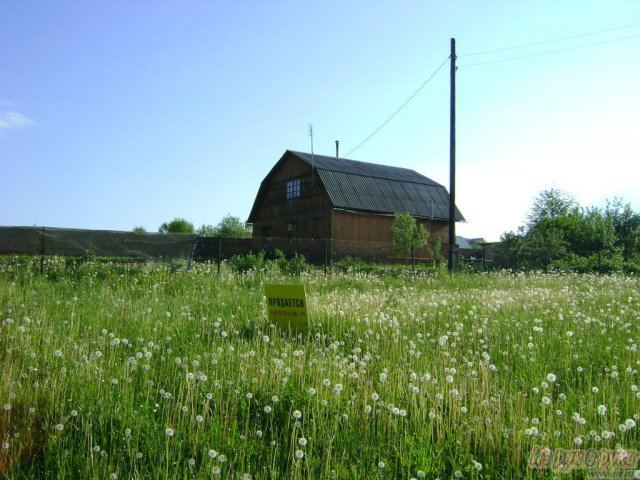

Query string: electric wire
459 34 640 68
344 56 450 158
460 21 640 57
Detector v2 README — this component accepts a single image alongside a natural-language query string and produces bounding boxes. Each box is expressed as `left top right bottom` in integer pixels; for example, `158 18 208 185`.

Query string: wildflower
308 388 316 396
574 437 583 445
208 449 218 459
124 428 132 437
55 423 64 432
110 474 118 480
165 428 174 437
196 415 204 424
295 449 304 459
264 406 272 414
625 419 636 429
54 349 62 357
546 373 557 383
472 460 483 472
541 396 551 406
592 387 599 394
597 405 607 416
378 461 385 469
365 405 372 414
322 379 331 387
371 392 379 401
292 410 302 420
298 437 307 446
217 454 226 463
246 393 253 400
3 404 10 411
188 458 196 468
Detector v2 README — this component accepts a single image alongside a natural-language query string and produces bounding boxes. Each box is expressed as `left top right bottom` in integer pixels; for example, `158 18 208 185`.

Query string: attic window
286 178 301 199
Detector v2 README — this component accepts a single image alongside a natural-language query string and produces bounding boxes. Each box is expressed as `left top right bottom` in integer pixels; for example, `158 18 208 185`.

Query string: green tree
132 226 147 233
390 212 430 269
216 214 252 238
527 188 578 228
159 218 195 234
196 224 218 237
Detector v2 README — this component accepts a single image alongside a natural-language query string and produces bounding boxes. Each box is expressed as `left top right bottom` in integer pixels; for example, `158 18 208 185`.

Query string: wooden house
247 150 464 259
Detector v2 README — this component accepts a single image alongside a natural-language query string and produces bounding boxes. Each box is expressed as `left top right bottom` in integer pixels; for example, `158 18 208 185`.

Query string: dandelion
417 472 426 479
322 379 331 387
546 373 557 383
308 388 316 396
298 437 307 446
54 349 62 357
574 437 583 445
196 415 204 424
188 458 196 468
109 474 118 480
378 461 385 469
472 460 483 472
292 410 302 420
295 449 304 459
217 454 227 463
371 392 379 401
625 419 636 429
541 396 551 406
124 428 132 437
3 404 10 411
365 405 372 414
165 428 174 437
208 449 218 459
592 387 599 394
212 466 221 476
55 423 64 432
264 406 272 414
597 405 607 416
379 373 387 382
246 393 253 400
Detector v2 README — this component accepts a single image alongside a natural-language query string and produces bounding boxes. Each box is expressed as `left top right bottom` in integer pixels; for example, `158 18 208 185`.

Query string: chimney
335 140 339 158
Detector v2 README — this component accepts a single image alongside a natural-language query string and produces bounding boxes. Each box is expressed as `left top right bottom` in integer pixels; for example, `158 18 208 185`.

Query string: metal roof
247 150 464 222
290 151 464 221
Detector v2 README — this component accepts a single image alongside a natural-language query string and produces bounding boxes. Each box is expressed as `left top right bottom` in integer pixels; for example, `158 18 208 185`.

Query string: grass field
1 257 639 479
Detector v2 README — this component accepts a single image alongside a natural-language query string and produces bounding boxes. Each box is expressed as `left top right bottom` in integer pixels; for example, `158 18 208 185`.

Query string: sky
1 1 639 242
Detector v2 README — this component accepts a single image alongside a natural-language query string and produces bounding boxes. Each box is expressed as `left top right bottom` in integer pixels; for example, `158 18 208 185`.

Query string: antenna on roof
335 140 339 158
309 124 314 187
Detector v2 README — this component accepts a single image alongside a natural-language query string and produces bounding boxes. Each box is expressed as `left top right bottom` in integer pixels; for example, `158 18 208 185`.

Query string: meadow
0 257 639 479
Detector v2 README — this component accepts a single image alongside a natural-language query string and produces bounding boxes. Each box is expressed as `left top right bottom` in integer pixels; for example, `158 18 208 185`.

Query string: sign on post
264 284 309 333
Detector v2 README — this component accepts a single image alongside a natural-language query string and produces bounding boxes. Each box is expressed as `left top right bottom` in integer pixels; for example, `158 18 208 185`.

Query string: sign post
264 284 309 333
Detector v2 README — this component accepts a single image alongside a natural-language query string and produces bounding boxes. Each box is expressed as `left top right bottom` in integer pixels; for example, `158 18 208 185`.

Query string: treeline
494 189 640 273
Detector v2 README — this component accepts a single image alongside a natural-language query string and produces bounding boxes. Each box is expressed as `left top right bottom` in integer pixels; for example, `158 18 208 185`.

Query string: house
247 150 464 260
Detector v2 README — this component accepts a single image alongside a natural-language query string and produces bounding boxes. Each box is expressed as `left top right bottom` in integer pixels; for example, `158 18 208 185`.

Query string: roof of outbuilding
290 151 464 221
247 150 465 222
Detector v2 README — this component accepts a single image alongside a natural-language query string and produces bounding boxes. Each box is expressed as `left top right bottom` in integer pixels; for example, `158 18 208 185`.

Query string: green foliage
495 189 640 273
132 225 147 233
216 214 252 238
196 224 217 237
158 217 195 234
228 250 267 274
333 256 375 274
274 249 310 275
390 212 430 259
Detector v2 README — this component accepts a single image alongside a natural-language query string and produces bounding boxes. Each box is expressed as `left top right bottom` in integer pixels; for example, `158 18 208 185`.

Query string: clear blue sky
2 1 639 241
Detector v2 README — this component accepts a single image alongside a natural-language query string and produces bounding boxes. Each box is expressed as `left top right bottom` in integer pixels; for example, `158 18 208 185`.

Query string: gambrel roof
248 150 464 222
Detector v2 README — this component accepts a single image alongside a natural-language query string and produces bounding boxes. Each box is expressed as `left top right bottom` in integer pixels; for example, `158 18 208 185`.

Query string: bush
333 256 374 274
229 250 267 274
275 250 310 275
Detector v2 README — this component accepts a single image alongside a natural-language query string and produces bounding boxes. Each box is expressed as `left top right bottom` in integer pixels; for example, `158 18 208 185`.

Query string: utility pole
448 38 457 273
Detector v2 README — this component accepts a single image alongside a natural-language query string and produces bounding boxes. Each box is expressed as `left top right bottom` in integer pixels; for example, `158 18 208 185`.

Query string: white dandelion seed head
165 428 174 437
298 437 307 446
546 373 557 383
295 449 304 459
292 410 302 419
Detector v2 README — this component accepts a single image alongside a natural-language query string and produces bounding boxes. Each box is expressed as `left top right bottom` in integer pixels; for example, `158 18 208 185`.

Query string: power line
345 56 450 158
459 34 640 68
460 21 640 57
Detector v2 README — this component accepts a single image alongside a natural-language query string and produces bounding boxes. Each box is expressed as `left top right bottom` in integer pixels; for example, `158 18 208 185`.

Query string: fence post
324 239 328 275
40 227 45 274
217 235 222 275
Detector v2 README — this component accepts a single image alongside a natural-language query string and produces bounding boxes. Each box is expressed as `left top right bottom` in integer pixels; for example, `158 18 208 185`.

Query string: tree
215 214 251 238
390 212 430 269
527 189 578 228
159 218 195 234
196 224 218 237
132 226 147 233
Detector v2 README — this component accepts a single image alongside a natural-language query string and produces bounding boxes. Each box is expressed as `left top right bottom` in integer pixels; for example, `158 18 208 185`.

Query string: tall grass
0 257 638 478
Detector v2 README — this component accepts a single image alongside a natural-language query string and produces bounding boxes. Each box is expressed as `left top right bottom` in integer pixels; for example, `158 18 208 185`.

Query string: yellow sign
264 284 309 333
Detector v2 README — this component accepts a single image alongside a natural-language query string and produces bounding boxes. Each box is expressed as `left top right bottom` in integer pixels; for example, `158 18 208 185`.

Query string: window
287 222 295 238
286 178 300 199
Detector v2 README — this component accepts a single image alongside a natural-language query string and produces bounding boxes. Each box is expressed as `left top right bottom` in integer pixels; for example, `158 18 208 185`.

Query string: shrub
229 250 267 274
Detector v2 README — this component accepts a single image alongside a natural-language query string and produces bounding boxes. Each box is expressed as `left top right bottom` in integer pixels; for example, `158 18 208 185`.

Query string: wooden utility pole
448 38 457 272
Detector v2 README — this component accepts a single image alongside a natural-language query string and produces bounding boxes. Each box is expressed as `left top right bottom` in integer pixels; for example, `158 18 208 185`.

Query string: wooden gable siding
250 155 334 239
